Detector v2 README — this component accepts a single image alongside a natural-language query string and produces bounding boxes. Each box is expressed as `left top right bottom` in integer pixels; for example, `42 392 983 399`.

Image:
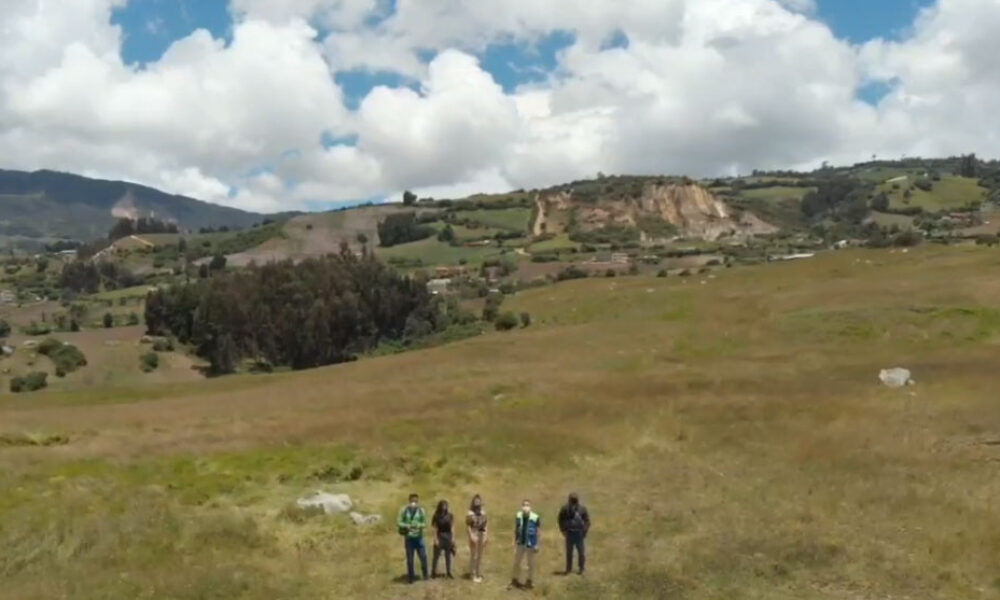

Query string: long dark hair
433 500 449 524
469 493 483 513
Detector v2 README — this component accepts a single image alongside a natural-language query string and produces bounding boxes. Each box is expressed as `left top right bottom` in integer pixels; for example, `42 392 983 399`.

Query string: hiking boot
507 579 519 590
525 580 534 590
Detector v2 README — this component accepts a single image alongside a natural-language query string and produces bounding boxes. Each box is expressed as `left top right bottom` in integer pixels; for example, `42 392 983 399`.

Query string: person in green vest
397 493 429 583
508 499 541 590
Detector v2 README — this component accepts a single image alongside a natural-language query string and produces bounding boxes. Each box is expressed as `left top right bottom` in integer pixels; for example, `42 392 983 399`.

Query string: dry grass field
3 245 1000 599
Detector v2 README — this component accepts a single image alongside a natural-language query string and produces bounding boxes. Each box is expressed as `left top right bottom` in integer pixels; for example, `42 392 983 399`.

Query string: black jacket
558 503 590 536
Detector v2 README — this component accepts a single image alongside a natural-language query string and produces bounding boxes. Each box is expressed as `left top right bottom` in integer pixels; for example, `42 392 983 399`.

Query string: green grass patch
740 186 815 202
458 208 531 232
882 175 986 212
374 237 503 267
528 233 579 253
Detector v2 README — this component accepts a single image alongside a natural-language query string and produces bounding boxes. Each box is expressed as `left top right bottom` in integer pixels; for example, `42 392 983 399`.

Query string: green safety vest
397 505 426 538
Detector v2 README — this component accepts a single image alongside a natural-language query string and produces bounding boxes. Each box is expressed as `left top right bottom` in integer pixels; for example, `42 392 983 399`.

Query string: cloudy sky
2 0 997 213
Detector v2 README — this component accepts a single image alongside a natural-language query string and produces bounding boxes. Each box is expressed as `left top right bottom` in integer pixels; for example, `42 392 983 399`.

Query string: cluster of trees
377 213 435 247
43 240 80 253
59 260 141 293
958 154 978 178
108 217 178 241
801 178 870 223
145 245 448 374
569 224 641 245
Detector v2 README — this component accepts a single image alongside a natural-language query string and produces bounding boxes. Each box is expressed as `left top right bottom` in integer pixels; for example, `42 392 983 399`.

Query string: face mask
410 501 418 508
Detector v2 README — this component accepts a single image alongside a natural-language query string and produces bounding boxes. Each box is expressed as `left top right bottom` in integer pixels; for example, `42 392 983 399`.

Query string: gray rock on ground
879 368 914 388
349 512 382 525
296 491 353 514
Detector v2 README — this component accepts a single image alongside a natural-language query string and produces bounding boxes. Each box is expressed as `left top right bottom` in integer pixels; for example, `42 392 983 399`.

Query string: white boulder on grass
296 491 353 514
879 368 914 388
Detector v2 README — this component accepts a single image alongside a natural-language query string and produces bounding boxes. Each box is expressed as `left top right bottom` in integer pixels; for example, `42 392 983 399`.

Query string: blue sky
112 0 934 108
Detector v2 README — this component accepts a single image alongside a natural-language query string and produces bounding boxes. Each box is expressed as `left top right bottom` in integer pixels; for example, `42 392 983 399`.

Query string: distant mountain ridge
0 169 275 241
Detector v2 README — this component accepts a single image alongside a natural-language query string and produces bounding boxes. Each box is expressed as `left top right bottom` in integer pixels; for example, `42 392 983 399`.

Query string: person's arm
536 518 541 550
558 507 567 535
397 507 406 531
466 513 476 540
583 507 591 535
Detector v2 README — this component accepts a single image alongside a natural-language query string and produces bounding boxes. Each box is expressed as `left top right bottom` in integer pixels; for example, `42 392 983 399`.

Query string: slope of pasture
0 326 203 392
881 175 987 212
374 236 504 267
3 247 1000 599
226 206 439 267
456 207 531 232
728 185 813 231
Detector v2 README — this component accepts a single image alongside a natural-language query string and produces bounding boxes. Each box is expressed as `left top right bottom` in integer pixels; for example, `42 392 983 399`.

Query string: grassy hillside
3 245 1000 598
878 174 987 212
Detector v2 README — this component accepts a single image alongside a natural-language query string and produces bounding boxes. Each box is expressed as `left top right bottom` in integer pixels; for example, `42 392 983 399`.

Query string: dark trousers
565 533 586 573
432 541 453 576
405 537 428 582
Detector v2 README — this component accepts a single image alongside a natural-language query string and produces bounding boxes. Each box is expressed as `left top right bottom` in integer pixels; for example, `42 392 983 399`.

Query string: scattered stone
349 512 382 526
879 368 914 388
22 340 38 349
1 344 13 356
296 491 353 515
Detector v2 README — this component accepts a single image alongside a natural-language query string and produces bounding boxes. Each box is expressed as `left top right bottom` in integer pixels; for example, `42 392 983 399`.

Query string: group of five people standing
396 492 591 589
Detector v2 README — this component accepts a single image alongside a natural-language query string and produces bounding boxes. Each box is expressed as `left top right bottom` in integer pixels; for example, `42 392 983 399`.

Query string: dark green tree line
145 245 447 374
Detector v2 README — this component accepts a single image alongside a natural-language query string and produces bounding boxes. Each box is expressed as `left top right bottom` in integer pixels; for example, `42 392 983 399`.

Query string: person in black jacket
558 492 590 575
431 500 456 579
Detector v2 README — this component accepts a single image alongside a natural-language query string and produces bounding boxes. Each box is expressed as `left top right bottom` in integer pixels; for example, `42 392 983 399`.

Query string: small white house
427 278 451 295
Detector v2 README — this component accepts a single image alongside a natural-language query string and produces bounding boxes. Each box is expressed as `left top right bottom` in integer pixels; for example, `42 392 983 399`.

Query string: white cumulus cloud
0 0 999 212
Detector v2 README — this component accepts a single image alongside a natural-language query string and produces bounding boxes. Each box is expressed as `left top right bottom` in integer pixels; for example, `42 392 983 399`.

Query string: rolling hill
3 245 1000 598
0 169 278 241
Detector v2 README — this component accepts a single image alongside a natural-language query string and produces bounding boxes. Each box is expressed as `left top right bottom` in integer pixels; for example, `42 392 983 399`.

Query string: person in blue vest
508 499 541 590
397 493 428 583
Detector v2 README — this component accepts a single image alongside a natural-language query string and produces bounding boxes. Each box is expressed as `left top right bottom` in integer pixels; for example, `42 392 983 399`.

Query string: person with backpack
431 500 456 579
508 499 541 590
558 492 591 575
466 494 488 583
397 493 428 583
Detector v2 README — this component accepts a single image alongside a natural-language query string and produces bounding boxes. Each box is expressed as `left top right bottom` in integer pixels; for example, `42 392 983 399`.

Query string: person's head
409 493 419 507
568 493 579 506
521 499 531 514
436 500 449 515
470 494 483 512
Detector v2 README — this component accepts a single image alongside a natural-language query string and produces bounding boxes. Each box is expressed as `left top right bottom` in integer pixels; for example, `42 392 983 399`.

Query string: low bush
140 351 159 373
556 265 589 281
495 312 519 331
37 338 87 376
152 338 175 352
10 371 48 393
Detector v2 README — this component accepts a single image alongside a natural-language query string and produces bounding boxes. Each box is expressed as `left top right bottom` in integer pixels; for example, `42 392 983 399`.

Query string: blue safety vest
515 511 540 548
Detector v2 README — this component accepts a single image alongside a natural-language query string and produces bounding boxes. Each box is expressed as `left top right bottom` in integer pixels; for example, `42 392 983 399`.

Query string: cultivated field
3 246 1000 599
